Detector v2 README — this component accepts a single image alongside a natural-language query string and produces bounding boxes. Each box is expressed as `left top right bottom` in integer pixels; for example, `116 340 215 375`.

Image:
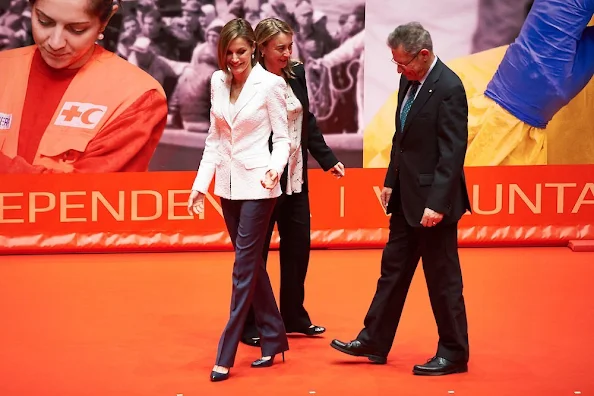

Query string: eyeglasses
391 50 421 68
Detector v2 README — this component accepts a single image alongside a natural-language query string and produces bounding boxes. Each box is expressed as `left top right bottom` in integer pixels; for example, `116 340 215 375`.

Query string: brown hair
217 18 257 73
254 17 296 80
28 0 120 23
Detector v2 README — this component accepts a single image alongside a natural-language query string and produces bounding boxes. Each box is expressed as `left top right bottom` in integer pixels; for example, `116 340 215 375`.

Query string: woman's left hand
261 169 279 189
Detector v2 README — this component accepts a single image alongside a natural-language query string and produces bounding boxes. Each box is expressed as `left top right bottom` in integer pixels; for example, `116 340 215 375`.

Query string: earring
98 33 104 40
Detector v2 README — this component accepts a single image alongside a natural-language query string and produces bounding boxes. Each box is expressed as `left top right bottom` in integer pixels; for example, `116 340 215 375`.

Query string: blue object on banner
485 0 594 128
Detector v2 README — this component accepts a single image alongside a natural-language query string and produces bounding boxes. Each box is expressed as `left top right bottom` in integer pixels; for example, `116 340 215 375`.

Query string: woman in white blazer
186 18 291 382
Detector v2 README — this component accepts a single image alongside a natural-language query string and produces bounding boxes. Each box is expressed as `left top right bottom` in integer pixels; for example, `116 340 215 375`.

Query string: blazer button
400 149 404 153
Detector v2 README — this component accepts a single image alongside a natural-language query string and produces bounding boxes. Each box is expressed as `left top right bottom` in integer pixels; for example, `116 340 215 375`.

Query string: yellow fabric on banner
465 95 546 166
363 44 594 167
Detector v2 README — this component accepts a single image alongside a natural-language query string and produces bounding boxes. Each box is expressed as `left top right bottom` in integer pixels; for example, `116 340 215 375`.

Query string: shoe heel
282 352 285 362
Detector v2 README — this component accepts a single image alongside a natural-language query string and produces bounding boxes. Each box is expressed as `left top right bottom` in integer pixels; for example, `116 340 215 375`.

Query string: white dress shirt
285 84 304 195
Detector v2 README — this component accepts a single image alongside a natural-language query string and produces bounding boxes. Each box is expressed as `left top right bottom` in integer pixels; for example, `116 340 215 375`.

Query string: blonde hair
217 18 257 74
254 18 297 79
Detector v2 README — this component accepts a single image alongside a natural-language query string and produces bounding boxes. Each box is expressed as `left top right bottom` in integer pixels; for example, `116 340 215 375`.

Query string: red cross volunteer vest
0 45 165 171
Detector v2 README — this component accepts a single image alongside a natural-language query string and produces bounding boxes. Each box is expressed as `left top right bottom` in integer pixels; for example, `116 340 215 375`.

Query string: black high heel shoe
251 352 285 368
288 325 326 336
210 368 230 382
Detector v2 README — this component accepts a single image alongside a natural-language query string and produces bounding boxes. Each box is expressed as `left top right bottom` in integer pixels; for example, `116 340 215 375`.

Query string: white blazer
191 64 291 200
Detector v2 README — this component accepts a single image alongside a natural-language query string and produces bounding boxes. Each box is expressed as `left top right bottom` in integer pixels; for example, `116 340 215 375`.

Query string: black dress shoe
412 356 468 376
288 325 326 336
330 339 387 364
210 370 230 382
251 352 285 368
240 335 260 347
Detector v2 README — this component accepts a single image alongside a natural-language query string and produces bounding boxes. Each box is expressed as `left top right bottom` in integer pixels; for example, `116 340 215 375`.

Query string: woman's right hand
187 190 205 215
261 169 279 189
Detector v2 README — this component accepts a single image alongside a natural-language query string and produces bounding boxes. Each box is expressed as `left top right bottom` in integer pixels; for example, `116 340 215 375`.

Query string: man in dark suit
330 22 471 376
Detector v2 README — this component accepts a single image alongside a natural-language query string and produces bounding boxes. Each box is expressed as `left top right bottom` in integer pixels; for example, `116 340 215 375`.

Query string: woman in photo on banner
238 17 345 348
0 0 167 174
186 18 291 383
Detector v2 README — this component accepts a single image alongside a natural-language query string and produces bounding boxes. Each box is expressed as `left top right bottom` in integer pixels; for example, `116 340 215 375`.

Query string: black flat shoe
251 352 285 368
288 325 326 336
412 356 468 376
330 339 387 364
210 370 230 382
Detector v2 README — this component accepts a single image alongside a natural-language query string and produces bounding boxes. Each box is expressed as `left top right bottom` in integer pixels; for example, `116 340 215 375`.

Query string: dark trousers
356 210 469 363
242 191 313 338
215 198 289 367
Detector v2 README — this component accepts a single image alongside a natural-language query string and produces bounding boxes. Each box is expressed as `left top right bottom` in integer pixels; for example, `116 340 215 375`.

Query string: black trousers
242 191 313 338
215 198 289 367
356 210 469 363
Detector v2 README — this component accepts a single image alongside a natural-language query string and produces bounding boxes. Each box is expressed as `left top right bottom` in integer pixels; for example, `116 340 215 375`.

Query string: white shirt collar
418 55 438 85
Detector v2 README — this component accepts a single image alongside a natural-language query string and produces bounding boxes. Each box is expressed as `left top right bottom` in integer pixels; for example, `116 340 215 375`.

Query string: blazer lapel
396 79 410 136
219 72 233 126
401 59 444 136
232 63 263 124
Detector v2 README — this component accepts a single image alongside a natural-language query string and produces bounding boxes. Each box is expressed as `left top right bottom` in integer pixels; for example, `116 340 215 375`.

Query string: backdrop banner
1 166 592 254
2 0 593 254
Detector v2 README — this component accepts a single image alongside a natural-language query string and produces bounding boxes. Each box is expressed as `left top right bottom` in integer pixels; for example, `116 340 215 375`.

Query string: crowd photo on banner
0 0 366 171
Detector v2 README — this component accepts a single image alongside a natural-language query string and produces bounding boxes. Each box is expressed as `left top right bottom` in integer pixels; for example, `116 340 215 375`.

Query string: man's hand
380 187 393 210
329 162 345 178
261 169 279 189
187 190 205 215
420 208 444 227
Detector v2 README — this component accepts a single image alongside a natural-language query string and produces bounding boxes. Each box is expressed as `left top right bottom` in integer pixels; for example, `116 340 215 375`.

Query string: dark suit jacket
270 63 338 192
384 58 471 227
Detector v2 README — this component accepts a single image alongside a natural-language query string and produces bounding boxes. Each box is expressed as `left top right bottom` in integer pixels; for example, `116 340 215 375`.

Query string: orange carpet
0 247 592 396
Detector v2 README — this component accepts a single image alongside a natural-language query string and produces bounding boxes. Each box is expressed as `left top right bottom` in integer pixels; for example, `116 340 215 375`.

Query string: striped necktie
400 81 420 132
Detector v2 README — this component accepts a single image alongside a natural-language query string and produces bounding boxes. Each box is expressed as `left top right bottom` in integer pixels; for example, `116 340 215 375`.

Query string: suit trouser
215 198 289 367
356 210 469 363
242 191 313 338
